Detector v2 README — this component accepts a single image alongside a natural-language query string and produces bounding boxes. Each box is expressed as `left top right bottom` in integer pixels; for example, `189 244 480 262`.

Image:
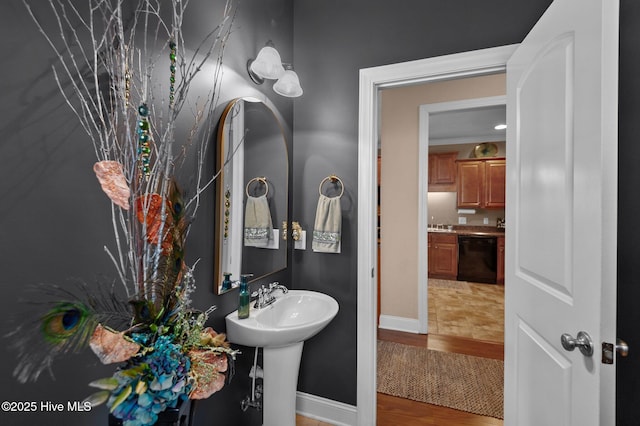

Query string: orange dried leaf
135 194 173 252
93 161 130 210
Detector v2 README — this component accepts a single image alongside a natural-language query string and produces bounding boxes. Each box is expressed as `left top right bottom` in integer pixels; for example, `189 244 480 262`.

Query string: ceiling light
494 124 507 130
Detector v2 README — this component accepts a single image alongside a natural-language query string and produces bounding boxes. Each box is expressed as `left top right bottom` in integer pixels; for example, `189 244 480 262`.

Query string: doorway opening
356 45 517 426
380 85 508 335
421 95 506 343
376 76 507 423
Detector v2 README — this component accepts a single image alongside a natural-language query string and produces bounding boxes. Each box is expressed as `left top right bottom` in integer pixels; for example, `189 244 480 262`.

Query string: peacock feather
8 281 132 383
40 302 94 346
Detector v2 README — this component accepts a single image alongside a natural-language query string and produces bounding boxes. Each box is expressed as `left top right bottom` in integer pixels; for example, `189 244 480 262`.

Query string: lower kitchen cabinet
428 233 458 280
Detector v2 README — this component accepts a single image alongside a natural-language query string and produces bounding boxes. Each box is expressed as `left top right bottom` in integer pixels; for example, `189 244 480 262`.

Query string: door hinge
602 339 629 364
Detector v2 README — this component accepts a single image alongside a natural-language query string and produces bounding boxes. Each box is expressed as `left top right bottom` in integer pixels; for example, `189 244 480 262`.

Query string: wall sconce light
273 65 303 98
248 42 303 98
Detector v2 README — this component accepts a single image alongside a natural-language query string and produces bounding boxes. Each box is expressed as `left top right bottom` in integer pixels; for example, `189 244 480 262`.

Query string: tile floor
428 279 504 343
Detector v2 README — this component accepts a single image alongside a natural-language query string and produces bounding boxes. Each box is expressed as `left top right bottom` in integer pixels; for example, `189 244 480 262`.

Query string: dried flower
90 324 141 364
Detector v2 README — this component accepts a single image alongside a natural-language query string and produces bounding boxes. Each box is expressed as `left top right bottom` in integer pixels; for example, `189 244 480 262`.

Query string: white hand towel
244 194 273 247
312 194 341 253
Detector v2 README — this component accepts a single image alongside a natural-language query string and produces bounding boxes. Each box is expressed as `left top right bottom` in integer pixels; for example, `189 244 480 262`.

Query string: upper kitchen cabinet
428 152 458 192
456 158 506 208
484 159 506 208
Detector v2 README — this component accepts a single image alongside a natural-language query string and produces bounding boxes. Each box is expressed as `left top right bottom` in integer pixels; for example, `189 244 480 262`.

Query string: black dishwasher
457 235 498 284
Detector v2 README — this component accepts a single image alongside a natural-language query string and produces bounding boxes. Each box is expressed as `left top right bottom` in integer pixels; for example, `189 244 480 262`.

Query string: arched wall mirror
214 98 289 294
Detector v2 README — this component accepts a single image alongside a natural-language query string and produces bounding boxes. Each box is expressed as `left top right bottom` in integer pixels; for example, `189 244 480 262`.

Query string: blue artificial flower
150 373 175 391
137 392 153 408
108 335 191 426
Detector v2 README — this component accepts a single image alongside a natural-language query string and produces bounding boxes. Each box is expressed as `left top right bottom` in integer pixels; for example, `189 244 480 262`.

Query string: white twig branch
24 0 237 297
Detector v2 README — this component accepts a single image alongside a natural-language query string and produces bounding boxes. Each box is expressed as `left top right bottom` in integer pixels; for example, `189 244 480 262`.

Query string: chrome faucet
268 282 289 295
252 282 288 309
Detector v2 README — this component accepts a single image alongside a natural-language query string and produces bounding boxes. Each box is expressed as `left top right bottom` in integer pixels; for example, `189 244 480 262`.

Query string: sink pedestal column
262 342 304 426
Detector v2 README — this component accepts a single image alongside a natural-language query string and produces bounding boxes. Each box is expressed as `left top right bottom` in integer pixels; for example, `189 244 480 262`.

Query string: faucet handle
252 287 268 308
269 282 280 289
251 287 264 298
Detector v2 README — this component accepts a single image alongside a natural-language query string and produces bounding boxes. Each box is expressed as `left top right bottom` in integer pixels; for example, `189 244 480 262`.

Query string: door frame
418 95 506 333
356 44 517 425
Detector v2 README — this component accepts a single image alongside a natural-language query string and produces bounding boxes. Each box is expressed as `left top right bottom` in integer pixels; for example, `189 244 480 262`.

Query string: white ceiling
429 105 506 146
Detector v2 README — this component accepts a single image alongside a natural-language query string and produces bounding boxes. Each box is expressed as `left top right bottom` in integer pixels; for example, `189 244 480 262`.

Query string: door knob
616 338 630 357
561 331 594 357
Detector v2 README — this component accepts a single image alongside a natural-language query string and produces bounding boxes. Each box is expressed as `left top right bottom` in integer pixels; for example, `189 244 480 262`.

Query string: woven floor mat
377 340 504 419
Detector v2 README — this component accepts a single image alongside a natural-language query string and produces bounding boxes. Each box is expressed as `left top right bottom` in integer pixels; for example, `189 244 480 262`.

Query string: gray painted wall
617 0 640 423
292 0 553 405
0 1 292 425
3 0 639 424
293 2 640 423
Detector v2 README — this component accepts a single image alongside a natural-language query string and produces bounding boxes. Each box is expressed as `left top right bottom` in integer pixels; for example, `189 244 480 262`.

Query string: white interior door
504 0 618 424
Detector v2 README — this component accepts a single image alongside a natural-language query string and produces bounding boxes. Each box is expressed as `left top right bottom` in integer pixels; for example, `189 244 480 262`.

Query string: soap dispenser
221 272 232 291
238 274 253 319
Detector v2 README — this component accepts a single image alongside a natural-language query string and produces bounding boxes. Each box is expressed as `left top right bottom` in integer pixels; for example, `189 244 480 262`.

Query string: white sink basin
225 289 339 426
225 290 339 348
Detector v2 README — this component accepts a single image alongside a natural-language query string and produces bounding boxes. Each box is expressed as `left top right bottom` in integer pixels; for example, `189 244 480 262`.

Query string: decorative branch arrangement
23 0 233 296
10 1 240 424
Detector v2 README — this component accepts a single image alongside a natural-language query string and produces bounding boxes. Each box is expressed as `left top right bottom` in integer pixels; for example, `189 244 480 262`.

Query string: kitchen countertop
428 225 505 237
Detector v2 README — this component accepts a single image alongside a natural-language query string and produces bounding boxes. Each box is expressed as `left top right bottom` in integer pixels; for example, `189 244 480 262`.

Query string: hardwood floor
377 393 503 426
377 329 504 361
296 414 334 426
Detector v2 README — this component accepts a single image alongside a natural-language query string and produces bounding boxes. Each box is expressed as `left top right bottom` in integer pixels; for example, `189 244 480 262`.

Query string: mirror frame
213 97 289 294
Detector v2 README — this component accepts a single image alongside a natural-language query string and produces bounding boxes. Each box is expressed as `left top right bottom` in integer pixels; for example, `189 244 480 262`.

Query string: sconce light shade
249 46 285 80
248 43 303 97
273 69 303 98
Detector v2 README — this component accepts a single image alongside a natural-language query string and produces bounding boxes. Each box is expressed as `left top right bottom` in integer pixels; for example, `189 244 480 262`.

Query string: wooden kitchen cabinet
484 159 506 208
428 152 458 192
456 160 484 207
497 235 505 284
428 233 458 280
456 158 506 208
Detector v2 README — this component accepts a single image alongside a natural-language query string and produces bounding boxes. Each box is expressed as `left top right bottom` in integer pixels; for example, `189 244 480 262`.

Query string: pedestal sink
225 290 339 426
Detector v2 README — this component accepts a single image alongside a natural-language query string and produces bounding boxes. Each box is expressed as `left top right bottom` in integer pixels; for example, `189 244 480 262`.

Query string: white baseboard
378 314 422 334
296 391 357 426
